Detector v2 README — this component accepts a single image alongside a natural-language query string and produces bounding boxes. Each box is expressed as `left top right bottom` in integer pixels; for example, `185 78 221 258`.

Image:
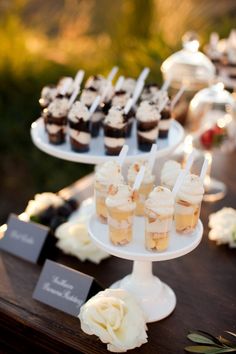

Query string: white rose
25 192 64 216
55 217 109 264
208 207 236 247
79 289 148 352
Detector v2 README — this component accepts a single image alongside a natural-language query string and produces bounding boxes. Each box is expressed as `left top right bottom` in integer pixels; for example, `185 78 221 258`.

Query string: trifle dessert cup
94 161 124 223
161 160 182 190
136 100 160 151
105 184 137 245
111 90 135 137
174 174 204 234
144 186 174 251
128 161 155 216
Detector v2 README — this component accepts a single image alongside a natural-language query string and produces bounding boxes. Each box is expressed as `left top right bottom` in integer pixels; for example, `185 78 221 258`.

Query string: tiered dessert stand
31 117 204 323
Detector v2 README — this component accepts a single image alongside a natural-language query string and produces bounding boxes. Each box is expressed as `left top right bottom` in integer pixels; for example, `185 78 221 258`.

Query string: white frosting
47 98 69 117
161 160 182 189
46 124 66 134
112 92 130 107
136 101 160 122
57 77 74 95
79 288 147 353
141 85 159 101
95 161 124 185
153 90 169 106
177 174 204 204
128 161 154 184
106 184 136 211
104 137 125 148
39 86 57 106
68 101 89 122
69 128 90 144
145 186 174 216
25 193 64 217
104 106 126 128
80 89 98 107
137 127 158 140
122 78 136 95
85 75 107 93
159 119 171 130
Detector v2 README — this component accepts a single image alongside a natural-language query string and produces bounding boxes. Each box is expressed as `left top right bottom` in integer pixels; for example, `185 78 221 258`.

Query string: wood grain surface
0 152 236 354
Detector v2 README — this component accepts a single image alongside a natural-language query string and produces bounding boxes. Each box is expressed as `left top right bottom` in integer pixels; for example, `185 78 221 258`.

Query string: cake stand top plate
31 118 184 165
88 214 203 262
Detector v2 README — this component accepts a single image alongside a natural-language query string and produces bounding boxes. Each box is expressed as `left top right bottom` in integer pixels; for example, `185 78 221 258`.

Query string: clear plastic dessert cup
174 199 201 234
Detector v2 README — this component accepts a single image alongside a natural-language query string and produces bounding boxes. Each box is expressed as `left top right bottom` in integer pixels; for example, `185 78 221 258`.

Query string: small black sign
33 260 103 316
0 214 50 263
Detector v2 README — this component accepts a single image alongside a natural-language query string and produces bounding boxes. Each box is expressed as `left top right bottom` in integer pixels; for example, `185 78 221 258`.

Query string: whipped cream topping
25 193 64 217
161 160 182 189
112 91 130 107
39 86 57 107
136 100 160 122
145 186 174 215
68 101 90 123
152 90 170 106
177 174 204 204
122 78 136 95
141 84 159 101
104 106 126 129
106 184 136 211
47 98 69 118
69 129 90 144
80 88 98 107
96 160 124 185
128 160 155 184
57 77 74 95
85 75 107 92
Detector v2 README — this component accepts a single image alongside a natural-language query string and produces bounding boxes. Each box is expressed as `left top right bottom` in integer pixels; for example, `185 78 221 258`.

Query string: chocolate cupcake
159 103 172 139
80 87 104 137
136 101 160 151
103 106 127 155
57 77 74 99
68 101 91 152
112 90 135 137
44 98 69 144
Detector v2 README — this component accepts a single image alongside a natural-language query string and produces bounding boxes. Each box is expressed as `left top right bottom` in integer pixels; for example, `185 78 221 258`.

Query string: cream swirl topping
95 161 124 185
177 174 204 204
39 86 57 106
104 106 126 129
85 75 107 92
57 77 74 95
136 101 160 122
128 160 155 184
161 160 182 189
105 184 136 211
47 98 69 117
122 78 136 95
112 91 130 107
68 101 90 122
145 186 174 215
80 88 98 107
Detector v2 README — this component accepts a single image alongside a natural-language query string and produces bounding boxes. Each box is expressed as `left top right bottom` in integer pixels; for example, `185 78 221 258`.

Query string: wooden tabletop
0 152 236 354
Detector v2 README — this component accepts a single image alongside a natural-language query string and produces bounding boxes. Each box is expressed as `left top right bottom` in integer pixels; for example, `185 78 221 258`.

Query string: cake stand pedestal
88 215 203 323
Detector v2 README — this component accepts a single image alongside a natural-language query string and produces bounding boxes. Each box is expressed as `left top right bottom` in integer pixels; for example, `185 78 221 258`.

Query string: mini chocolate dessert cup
91 106 104 138
104 124 126 155
137 120 158 151
45 115 67 145
123 108 135 138
159 105 172 139
69 119 90 152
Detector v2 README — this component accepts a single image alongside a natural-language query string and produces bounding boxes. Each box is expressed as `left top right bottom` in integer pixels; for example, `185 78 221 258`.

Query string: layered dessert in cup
159 103 172 139
68 101 91 152
112 90 135 137
136 101 160 151
44 98 68 144
105 184 137 245
128 161 155 216
103 106 127 155
94 161 124 223
80 87 104 137
161 160 182 190
144 186 174 251
174 174 204 234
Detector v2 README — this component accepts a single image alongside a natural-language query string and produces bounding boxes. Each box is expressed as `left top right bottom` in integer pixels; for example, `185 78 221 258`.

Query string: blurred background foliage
0 0 236 220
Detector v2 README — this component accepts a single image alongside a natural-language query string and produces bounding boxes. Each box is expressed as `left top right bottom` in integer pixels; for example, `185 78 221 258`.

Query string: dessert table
0 152 236 354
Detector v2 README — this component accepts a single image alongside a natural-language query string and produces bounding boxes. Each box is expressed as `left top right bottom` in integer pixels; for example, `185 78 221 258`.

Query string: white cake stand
31 118 184 164
88 215 203 323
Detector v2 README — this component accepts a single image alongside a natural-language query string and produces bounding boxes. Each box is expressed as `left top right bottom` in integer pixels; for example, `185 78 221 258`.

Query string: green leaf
185 346 236 353
188 333 218 345
190 331 223 346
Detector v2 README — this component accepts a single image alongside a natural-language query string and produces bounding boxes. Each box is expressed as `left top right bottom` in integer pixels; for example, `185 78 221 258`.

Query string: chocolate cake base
104 145 123 155
70 137 89 152
137 135 155 152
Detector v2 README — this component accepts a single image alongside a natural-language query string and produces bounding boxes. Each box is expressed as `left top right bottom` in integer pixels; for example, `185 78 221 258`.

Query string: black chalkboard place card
0 214 50 263
33 260 103 317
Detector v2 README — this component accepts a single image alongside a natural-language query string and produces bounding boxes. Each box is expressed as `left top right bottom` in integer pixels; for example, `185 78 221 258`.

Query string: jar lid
190 82 235 107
